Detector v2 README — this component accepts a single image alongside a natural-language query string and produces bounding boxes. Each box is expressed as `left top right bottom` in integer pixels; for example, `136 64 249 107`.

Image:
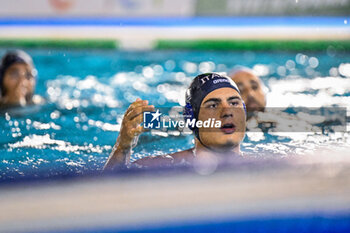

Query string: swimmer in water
104 73 246 170
229 68 266 120
0 50 42 108
229 67 313 133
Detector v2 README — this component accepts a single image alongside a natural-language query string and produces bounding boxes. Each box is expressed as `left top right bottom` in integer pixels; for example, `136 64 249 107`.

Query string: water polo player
229 68 266 119
104 73 247 170
0 50 39 108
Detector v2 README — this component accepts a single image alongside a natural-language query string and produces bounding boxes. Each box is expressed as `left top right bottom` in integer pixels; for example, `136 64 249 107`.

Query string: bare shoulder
169 148 195 163
133 148 195 168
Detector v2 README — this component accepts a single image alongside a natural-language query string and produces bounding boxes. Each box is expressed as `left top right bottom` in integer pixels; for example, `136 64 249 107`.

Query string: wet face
197 88 246 151
230 71 266 113
2 63 35 105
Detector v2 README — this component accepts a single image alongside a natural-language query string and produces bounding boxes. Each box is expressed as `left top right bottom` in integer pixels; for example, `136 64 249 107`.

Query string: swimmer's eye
229 101 240 107
9 70 34 80
251 84 259 90
208 103 218 108
205 102 218 109
25 73 34 80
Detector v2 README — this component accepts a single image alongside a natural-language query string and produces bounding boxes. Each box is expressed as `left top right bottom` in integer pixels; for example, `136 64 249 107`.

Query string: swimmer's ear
184 103 194 120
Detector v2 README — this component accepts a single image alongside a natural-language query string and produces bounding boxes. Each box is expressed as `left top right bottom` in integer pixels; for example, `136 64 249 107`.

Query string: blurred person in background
229 67 266 120
229 67 321 133
104 73 247 170
229 67 278 132
0 50 43 109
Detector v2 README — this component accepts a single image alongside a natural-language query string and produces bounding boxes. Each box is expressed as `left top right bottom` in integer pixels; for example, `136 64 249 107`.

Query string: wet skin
1 63 35 106
197 87 246 153
230 70 266 114
104 86 247 170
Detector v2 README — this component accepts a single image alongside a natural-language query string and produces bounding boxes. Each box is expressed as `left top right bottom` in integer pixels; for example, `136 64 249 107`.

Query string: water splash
1 49 350 179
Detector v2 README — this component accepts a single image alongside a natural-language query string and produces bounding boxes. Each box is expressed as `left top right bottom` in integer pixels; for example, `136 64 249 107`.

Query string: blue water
0 48 350 180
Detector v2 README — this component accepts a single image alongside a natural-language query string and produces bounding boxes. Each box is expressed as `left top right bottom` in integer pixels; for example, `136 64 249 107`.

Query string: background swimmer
229 67 266 120
229 67 338 134
0 50 42 108
229 67 278 132
104 73 246 170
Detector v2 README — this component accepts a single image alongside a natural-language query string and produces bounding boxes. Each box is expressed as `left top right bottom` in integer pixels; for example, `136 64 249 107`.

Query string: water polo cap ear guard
242 101 247 115
183 102 195 129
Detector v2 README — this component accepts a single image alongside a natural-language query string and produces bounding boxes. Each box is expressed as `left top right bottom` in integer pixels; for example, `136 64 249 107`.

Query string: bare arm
132 148 195 168
103 98 155 170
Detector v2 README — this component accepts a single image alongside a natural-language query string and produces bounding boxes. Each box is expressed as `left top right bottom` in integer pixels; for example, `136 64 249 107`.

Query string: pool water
0 48 349 180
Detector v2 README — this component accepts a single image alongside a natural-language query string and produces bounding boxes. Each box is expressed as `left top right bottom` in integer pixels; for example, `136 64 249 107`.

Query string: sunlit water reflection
0 49 349 179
